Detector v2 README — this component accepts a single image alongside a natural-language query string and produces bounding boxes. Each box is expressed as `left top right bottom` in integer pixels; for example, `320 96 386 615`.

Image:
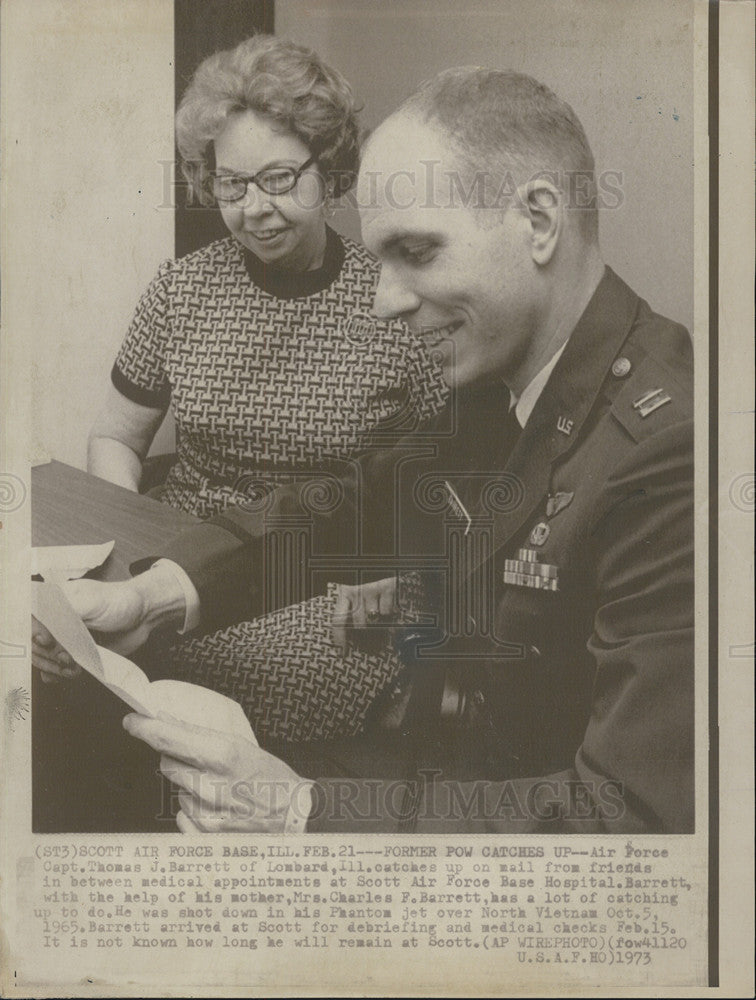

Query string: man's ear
517 178 562 265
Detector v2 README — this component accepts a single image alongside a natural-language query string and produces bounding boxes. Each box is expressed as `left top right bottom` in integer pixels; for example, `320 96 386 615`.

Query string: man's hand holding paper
31 579 261 833
123 714 311 834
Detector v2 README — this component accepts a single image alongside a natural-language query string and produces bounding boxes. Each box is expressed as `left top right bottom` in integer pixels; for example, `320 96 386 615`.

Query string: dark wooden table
32 460 199 580
32 461 200 833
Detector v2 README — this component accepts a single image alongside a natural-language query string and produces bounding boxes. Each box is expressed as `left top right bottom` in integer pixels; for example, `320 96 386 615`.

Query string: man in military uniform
35 69 694 834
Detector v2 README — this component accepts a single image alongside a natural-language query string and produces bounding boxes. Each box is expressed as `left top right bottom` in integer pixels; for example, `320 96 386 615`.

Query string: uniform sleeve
309 419 695 834
155 457 366 632
111 260 174 408
152 437 432 632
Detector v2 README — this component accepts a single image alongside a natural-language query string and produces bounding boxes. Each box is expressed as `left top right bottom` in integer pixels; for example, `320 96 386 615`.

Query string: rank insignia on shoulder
502 547 559 591
632 388 672 418
546 491 574 518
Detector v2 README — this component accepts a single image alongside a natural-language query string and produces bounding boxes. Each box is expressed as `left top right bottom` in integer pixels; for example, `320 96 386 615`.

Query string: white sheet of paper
32 540 115 580
150 680 257 744
31 579 256 742
97 644 156 716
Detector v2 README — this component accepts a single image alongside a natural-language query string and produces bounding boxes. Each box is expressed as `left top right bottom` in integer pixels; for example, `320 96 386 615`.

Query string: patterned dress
112 227 448 742
112 227 448 518
166 575 432 745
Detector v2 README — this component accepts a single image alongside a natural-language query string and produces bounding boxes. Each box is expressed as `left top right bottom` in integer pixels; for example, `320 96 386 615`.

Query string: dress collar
241 225 346 299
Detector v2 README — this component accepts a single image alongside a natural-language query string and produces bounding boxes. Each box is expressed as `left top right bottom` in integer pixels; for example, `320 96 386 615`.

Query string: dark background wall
174 0 274 257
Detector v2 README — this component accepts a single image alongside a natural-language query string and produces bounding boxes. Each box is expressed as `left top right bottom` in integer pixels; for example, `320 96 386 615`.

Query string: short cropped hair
399 68 598 241
176 35 360 204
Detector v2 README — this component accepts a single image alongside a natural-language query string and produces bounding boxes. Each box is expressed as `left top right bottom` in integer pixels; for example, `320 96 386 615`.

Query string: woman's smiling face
213 109 328 272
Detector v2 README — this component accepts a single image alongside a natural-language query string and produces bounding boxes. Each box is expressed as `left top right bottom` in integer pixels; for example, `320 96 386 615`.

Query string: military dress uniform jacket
158 268 694 834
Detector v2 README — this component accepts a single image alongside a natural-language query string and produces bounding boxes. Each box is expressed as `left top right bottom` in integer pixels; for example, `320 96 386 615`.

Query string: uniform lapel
483 267 642 560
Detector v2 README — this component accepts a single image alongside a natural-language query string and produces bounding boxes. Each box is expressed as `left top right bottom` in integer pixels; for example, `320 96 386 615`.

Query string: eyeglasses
206 155 317 203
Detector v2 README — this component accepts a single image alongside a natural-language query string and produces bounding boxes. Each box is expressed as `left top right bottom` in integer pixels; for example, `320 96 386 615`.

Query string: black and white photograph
1 0 753 995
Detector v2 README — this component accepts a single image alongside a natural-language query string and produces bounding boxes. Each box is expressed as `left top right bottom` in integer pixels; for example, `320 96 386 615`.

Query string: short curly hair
176 34 361 204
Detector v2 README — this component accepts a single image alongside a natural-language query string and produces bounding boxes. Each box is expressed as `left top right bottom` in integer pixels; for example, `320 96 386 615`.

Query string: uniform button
612 357 632 378
529 645 541 658
471 689 485 707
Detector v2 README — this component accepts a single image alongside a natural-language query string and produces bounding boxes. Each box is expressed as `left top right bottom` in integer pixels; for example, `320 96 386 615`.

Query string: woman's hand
331 576 398 652
123 713 311 833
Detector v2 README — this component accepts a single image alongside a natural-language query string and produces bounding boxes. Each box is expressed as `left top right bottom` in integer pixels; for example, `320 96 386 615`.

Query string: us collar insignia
503 547 559 592
546 491 574 518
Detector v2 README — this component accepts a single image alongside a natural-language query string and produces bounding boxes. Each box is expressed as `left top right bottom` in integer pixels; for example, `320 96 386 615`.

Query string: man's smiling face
358 114 542 390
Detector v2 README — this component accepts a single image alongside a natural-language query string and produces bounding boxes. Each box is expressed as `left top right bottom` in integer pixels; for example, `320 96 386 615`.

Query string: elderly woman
88 35 446 517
